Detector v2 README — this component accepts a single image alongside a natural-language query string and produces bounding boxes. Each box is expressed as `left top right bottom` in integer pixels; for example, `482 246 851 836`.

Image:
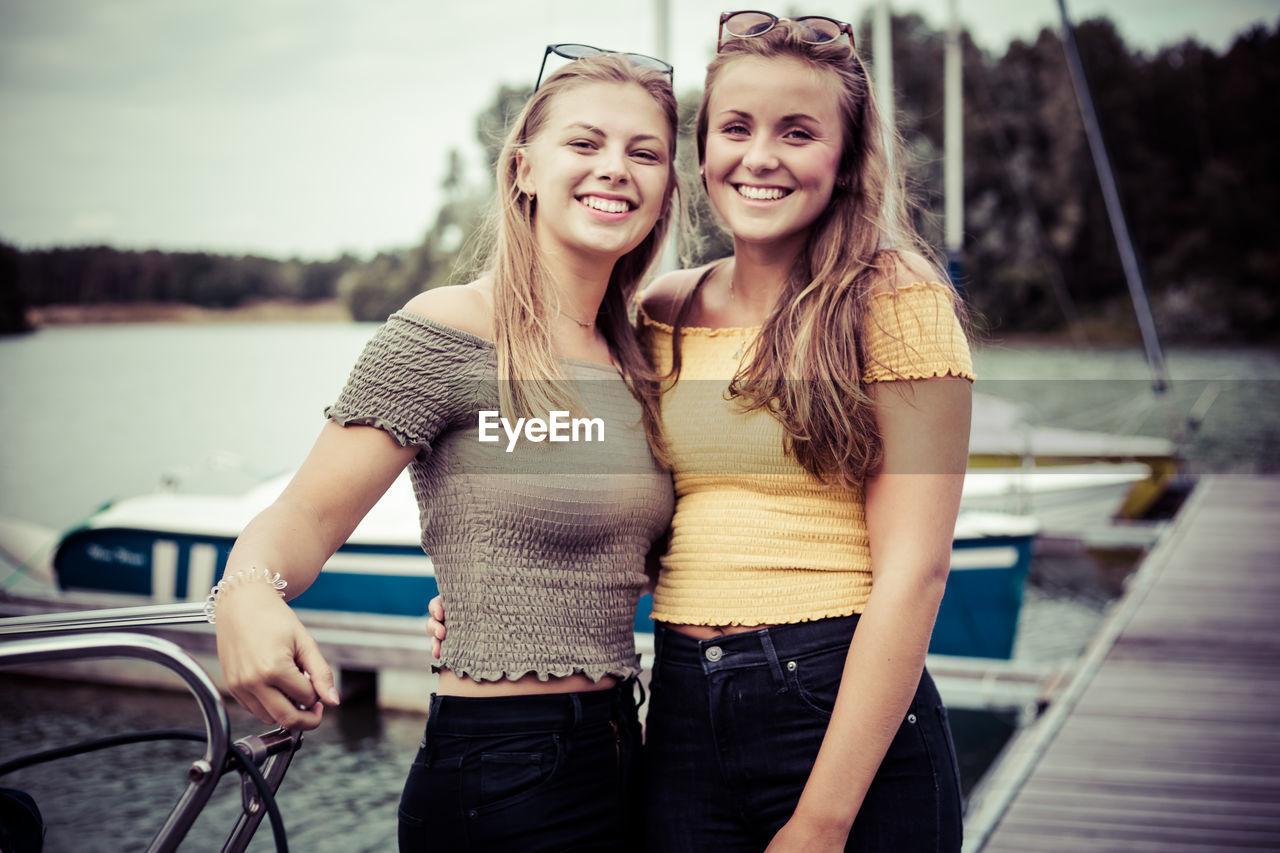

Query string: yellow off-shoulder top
642 280 975 626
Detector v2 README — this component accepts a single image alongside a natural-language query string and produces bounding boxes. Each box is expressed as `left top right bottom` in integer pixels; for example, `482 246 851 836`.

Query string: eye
568 139 598 152
631 149 663 163
719 122 750 137
783 127 815 142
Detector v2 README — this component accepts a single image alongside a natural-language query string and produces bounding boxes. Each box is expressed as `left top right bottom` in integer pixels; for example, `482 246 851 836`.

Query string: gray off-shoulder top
325 310 673 683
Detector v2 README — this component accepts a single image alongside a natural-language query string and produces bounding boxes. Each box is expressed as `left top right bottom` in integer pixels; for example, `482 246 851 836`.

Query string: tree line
2 15 1276 343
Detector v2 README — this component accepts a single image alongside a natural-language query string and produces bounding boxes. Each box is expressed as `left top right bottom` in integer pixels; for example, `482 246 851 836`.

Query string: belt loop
570 693 583 727
758 630 788 694
633 676 647 711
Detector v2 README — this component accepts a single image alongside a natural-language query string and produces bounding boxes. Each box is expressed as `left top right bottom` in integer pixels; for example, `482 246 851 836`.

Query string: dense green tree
5 17 1277 343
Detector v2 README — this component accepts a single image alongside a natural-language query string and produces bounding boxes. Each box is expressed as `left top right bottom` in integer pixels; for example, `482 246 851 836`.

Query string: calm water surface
1 324 1276 850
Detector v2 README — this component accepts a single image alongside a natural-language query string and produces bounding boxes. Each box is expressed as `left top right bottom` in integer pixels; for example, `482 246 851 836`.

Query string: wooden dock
966 475 1280 852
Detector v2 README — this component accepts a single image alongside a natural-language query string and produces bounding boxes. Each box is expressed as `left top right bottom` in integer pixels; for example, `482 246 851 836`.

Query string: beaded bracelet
203 567 287 624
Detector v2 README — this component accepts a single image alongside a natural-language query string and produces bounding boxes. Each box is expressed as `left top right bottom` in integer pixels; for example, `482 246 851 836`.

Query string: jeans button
786 660 797 671
705 645 723 662
907 713 917 724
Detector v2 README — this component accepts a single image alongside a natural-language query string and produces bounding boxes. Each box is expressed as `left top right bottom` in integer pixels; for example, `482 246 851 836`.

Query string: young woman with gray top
208 47 680 852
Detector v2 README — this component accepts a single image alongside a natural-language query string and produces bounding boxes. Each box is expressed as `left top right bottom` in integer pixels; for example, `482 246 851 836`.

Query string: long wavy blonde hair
468 53 680 460
661 23 962 488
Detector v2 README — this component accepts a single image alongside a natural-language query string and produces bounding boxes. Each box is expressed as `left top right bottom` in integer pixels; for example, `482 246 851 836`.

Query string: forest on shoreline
2 15 1276 345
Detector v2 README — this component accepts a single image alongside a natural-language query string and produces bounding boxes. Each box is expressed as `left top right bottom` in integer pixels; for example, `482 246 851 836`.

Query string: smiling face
702 55 844 259
516 81 672 265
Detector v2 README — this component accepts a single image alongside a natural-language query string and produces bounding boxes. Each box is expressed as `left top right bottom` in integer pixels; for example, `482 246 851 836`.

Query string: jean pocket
398 745 463 847
788 648 847 720
468 733 564 815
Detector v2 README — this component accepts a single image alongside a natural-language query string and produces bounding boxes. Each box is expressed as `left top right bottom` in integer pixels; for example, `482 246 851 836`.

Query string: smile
734 184 791 201
578 195 634 214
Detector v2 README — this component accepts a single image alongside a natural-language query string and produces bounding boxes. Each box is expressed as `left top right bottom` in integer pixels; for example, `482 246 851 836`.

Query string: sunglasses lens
624 53 673 75
795 17 842 44
724 12 775 38
554 43 603 60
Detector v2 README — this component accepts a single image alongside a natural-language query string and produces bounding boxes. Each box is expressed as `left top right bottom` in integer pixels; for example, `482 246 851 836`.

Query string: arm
767 376 971 851
215 419 418 730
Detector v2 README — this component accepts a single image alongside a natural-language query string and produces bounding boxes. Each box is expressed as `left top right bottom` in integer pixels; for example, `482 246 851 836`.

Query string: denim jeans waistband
654 615 860 676
427 681 637 737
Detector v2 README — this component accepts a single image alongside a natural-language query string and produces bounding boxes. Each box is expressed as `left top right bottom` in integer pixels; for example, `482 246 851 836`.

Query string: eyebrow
563 122 665 145
719 109 823 125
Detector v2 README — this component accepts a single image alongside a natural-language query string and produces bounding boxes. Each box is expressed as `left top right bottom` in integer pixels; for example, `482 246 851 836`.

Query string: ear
514 148 536 198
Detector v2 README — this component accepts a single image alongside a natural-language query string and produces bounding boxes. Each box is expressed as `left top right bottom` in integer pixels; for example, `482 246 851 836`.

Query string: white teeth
736 185 787 201
580 196 630 213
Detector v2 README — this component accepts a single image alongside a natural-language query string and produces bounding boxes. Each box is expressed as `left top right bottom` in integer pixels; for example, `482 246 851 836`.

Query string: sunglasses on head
717 10 856 51
535 43 674 91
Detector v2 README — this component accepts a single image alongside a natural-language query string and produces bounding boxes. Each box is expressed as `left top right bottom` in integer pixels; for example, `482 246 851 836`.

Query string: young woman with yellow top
428 12 971 851
632 13 971 852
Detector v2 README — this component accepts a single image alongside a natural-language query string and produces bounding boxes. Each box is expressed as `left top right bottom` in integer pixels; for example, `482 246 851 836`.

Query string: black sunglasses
535 43 674 91
717 10 856 51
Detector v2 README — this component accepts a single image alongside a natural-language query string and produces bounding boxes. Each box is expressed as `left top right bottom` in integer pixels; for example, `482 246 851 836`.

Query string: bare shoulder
869 250 943 296
402 281 496 341
639 264 715 325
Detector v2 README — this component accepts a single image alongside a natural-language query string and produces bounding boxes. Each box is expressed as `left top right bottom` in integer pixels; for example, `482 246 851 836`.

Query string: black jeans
398 682 644 852
644 616 963 852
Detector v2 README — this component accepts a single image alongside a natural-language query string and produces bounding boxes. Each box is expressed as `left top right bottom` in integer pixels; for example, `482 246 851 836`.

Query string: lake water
1 323 1277 851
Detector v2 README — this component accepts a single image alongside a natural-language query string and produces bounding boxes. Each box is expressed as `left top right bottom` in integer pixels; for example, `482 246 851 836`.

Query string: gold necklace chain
557 307 594 329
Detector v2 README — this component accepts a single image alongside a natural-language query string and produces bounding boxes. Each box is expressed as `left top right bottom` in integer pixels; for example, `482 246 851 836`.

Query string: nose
595 144 630 183
742 136 779 173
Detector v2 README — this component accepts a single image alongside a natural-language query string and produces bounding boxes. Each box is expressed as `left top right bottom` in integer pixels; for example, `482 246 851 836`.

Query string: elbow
875 556 950 610
916 558 950 608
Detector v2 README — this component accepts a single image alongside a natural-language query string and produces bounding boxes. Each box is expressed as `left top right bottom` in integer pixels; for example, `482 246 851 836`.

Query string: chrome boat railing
0 608 302 852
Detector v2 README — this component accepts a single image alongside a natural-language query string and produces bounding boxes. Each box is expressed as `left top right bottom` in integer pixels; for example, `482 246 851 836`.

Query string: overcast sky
2 0 1276 260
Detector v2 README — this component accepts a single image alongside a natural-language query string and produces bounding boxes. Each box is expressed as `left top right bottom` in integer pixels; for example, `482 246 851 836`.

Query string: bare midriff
437 669 619 697
662 623 778 640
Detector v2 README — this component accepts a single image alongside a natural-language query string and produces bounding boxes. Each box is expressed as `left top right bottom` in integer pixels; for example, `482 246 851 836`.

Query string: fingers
426 595 446 660
241 661 327 731
215 594 338 730
296 636 341 706
228 685 277 728
260 693 326 732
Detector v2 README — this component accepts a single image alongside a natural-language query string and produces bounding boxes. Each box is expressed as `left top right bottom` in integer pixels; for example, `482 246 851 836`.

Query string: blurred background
2 0 1278 340
3 5 1279 849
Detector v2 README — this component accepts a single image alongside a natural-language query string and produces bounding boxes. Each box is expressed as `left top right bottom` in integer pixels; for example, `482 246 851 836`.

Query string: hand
426 595 447 659
214 582 340 731
765 817 850 853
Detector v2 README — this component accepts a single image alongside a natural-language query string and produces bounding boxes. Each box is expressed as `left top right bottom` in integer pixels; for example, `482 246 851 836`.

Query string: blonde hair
474 53 680 460
665 23 963 489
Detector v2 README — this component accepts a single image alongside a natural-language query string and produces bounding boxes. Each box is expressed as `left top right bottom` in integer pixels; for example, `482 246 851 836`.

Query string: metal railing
0 610 301 852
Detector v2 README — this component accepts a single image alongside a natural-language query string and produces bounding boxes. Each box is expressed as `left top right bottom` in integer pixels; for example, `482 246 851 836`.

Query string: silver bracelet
204 567 287 624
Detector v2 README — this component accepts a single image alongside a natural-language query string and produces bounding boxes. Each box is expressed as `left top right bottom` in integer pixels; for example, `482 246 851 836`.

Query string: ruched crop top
641 280 974 627
325 311 674 682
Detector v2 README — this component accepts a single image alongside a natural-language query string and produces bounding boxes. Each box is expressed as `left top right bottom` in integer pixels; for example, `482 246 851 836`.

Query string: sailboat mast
944 0 964 290
1056 0 1169 392
873 0 898 239
654 0 677 272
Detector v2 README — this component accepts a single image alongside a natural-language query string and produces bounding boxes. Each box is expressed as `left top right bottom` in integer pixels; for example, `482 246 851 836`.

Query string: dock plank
970 476 1280 852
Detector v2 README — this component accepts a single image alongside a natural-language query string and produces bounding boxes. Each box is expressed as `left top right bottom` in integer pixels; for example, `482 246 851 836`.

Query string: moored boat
19 472 1040 661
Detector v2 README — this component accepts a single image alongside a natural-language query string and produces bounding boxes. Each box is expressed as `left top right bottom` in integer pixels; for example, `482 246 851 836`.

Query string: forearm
792 570 946 834
221 498 336 600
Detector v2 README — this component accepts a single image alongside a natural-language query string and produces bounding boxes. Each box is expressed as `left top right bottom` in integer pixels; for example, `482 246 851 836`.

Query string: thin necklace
557 307 594 329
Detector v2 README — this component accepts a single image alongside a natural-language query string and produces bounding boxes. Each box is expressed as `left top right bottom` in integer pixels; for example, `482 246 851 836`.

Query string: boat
965 392 1181 546
2 471 1039 667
